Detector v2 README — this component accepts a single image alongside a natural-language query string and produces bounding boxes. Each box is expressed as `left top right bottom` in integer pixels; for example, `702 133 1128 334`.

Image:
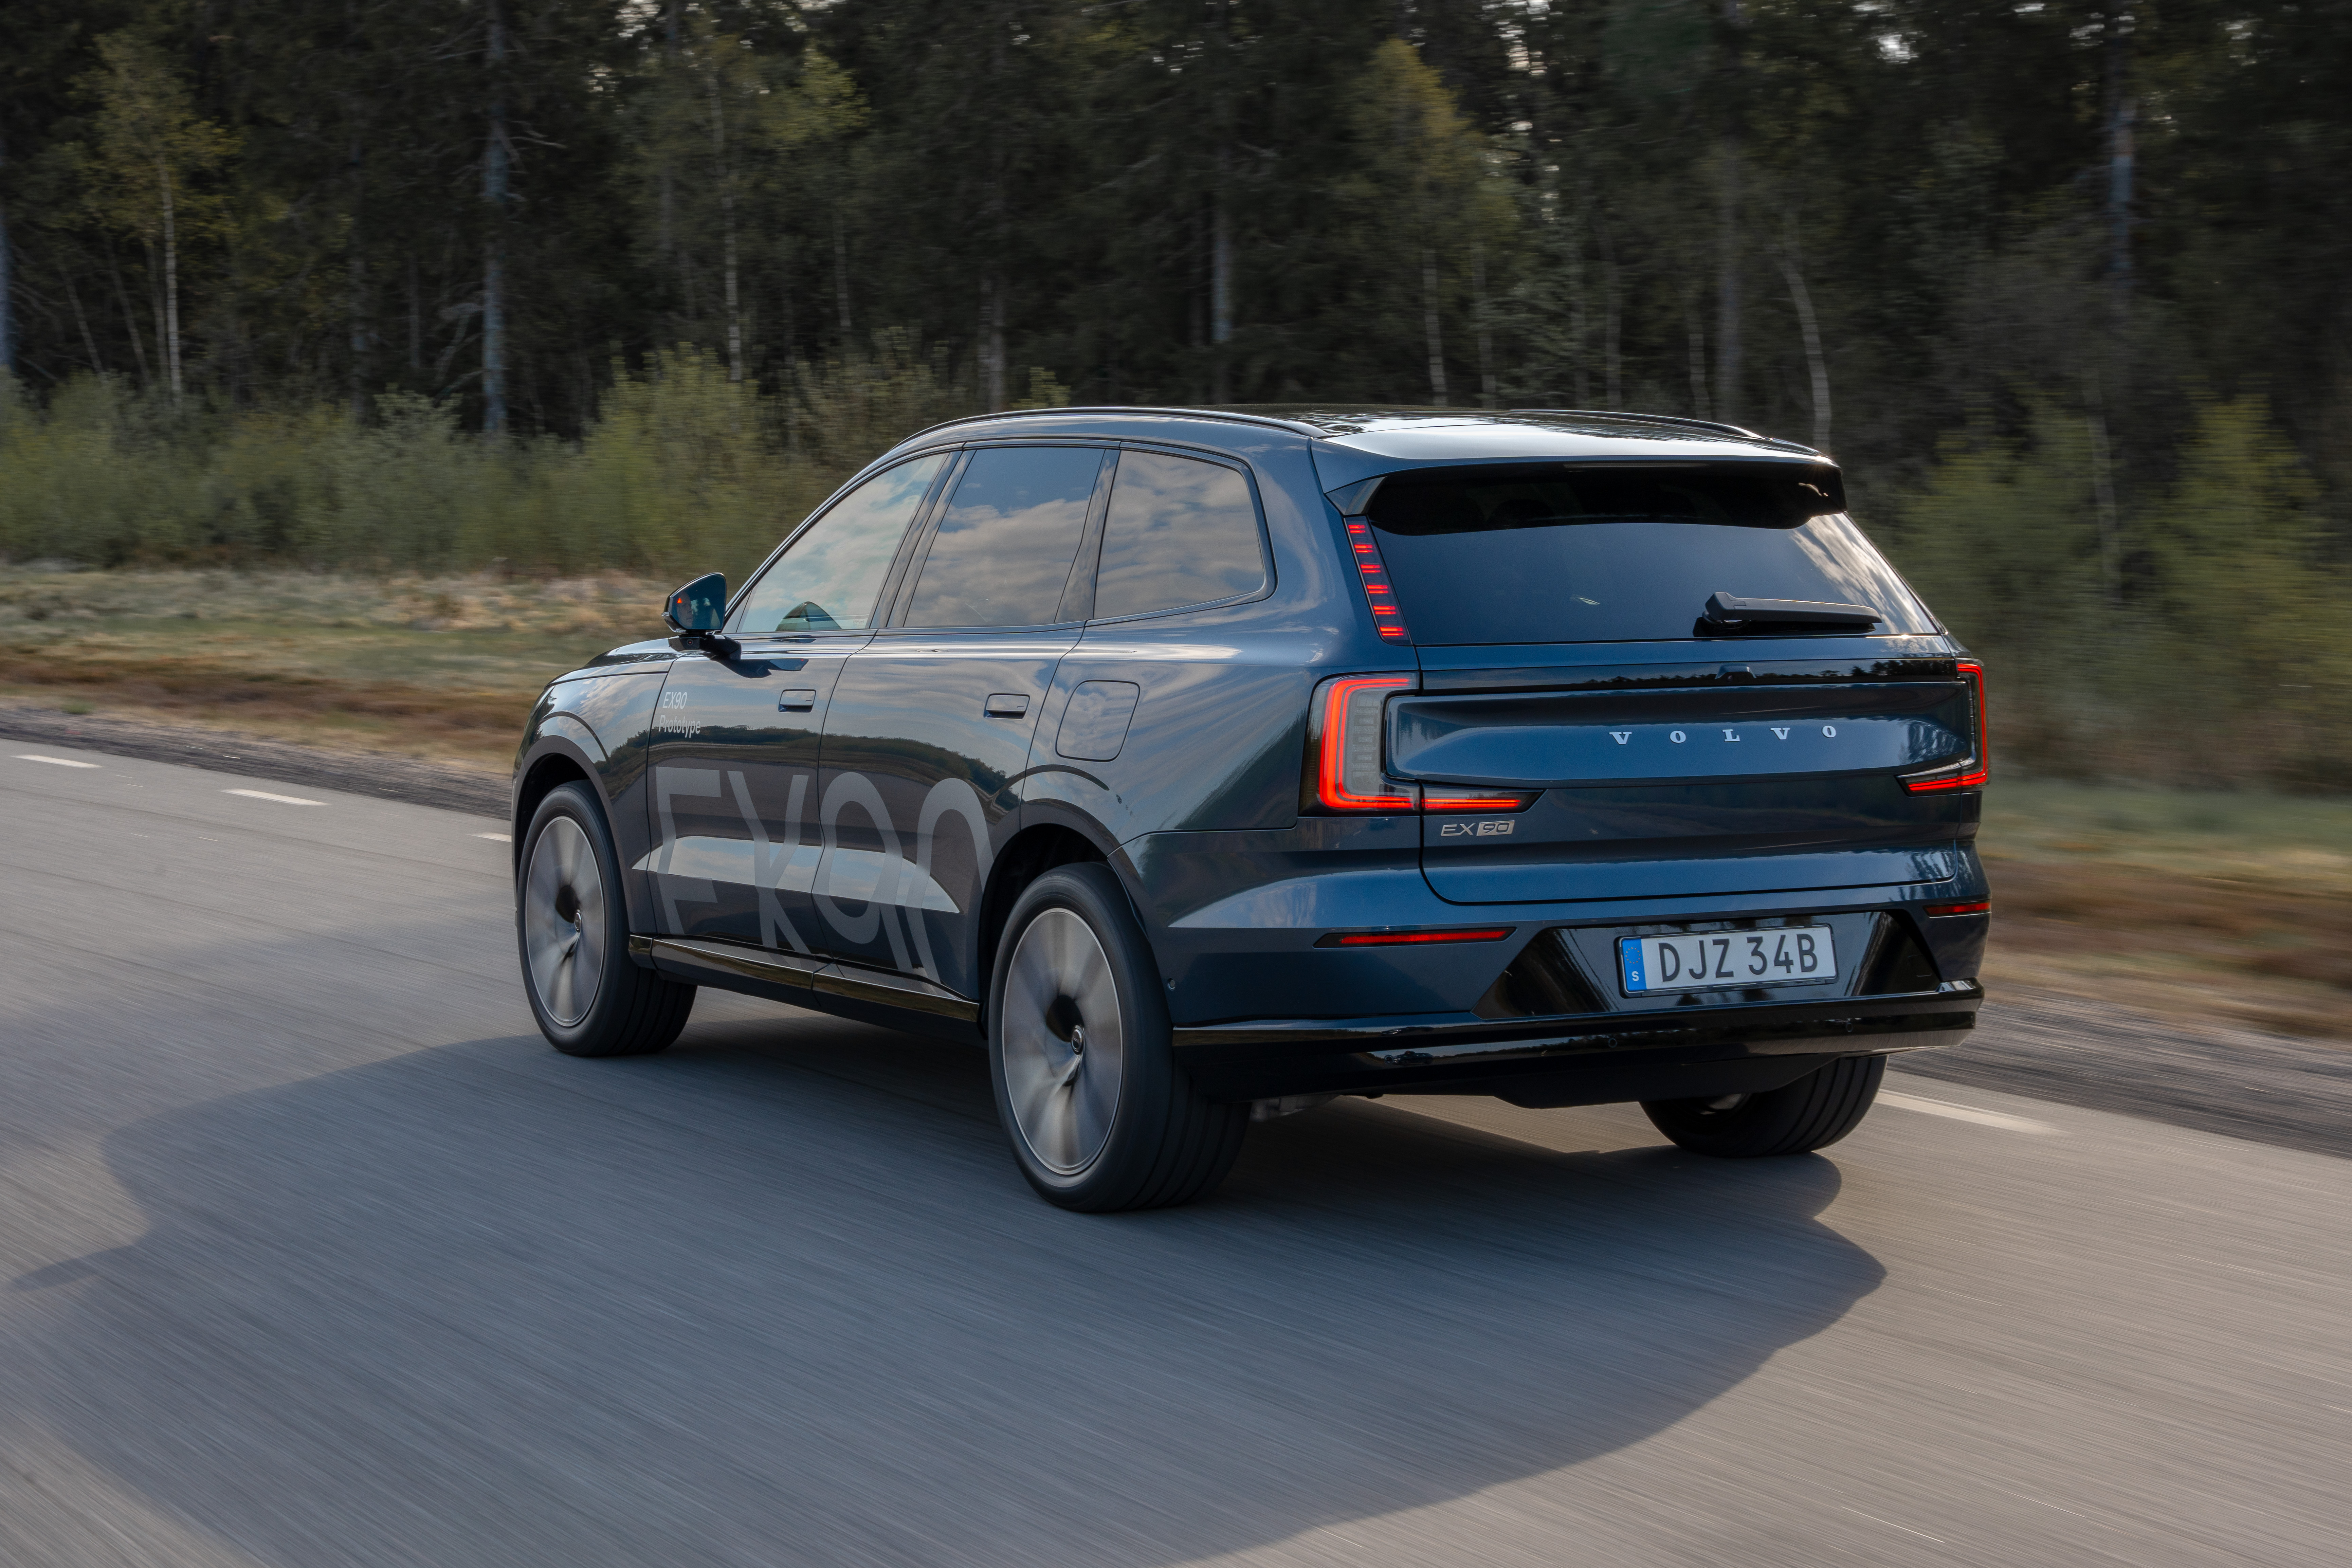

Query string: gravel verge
1896 991 2348 1159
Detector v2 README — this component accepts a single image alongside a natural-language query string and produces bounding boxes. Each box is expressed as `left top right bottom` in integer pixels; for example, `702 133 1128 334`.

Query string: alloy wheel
524 816 606 1027
1001 907 1127 1174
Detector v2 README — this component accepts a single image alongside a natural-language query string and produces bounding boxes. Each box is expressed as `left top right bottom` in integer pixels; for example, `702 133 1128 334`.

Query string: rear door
810 444 1111 993
1346 462 1979 905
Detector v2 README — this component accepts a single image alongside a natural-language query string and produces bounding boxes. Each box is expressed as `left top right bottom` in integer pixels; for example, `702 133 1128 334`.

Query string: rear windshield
1363 463 1935 645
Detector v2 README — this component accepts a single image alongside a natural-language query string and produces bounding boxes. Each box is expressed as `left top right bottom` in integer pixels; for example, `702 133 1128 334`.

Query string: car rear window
1361 463 1935 645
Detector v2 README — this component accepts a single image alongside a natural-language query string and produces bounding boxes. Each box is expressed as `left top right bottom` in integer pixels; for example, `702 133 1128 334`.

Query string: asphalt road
2 744 2347 1568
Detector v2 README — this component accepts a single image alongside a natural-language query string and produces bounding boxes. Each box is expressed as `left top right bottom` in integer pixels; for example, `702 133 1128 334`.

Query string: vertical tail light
1311 675 1416 811
1902 659 1990 793
1345 521 1411 643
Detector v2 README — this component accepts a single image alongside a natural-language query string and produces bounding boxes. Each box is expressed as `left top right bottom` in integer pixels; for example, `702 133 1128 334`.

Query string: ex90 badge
1439 820 1516 837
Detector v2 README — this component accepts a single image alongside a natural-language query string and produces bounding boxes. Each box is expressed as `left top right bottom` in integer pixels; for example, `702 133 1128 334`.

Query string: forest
0 1 2346 787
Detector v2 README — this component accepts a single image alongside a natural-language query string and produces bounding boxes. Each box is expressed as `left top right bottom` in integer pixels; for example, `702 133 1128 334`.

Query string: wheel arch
512 742 601 871
974 819 1115 1029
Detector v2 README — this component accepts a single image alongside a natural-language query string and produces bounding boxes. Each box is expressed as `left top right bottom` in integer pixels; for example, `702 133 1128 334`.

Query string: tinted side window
730 454 947 634
1092 450 1268 620
903 447 1104 628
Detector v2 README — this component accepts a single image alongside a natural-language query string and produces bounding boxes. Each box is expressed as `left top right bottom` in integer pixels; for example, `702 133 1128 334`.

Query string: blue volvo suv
511 407 1989 1209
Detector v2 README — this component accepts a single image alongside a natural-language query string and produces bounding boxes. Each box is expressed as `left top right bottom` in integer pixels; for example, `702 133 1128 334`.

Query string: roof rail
1507 408 1820 456
906 405 1326 442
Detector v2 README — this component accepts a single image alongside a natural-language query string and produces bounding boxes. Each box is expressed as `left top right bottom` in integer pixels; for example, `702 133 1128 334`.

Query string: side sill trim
628 935 980 1023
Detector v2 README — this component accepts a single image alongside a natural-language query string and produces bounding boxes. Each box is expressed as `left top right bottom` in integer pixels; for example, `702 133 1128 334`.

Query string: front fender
513 669 670 931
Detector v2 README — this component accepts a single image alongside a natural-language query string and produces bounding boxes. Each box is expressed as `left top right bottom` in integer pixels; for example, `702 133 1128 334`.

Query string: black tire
986 863 1246 1211
517 781 695 1058
1641 1055 1886 1157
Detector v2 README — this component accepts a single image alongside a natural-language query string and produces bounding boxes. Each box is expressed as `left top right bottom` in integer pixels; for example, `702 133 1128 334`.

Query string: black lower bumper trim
1172 990 1977 1101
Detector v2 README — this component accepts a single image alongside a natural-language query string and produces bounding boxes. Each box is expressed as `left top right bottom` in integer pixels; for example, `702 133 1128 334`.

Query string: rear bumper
1172 983 1979 1104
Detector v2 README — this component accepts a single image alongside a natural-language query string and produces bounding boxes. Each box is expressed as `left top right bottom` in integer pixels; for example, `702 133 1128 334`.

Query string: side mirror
664 573 727 634
663 573 740 660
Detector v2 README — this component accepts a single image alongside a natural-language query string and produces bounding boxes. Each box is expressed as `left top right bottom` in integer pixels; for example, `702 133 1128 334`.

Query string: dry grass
1981 783 2352 1039
0 565 668 765
7 567 2346 1039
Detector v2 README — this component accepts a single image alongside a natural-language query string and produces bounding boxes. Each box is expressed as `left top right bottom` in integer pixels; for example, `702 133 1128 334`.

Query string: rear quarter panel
1022 429 1367 843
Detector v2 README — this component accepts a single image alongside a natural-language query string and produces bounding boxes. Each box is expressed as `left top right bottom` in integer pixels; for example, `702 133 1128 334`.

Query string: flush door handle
983 694 1031 718
778 689 818 711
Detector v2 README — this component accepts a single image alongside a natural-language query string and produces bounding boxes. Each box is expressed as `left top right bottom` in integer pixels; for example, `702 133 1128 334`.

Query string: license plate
1618 926 1838 994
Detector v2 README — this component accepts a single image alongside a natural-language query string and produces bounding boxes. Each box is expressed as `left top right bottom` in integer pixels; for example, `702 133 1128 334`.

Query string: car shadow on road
10 1002 1885 1568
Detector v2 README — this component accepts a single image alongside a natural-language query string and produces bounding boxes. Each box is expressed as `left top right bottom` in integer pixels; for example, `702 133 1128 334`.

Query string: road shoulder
0 700 506 817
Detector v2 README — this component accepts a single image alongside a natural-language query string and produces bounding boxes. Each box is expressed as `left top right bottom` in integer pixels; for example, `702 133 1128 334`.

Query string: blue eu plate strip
1619 938 1647 993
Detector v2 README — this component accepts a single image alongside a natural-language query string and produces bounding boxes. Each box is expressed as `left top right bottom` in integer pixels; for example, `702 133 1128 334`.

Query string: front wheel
1641 1055 1885 1157
987 864 1246 1211
518 781 695 1058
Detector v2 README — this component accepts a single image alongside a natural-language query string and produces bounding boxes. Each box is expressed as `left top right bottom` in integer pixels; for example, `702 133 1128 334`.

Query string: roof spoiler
1507 408 1820 456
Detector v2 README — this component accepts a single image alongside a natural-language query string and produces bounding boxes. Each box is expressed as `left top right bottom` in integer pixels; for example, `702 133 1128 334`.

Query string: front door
644 452 951 952
811 444 1111 995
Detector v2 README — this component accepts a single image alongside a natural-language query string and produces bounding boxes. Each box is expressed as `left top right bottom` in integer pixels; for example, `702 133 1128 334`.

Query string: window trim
1080 440 1278 626
873 447 971 630
724 447 961 639
885 440 1119 632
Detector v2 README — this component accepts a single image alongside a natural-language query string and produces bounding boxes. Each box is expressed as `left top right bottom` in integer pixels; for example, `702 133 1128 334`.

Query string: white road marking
15 754 101 769
1842 1507 1946 1544
474 832 511 842
1881 1090 2055 1134
223 788 325 807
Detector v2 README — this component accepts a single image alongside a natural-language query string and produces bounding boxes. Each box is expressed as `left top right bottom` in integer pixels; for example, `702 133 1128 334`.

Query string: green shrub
0 339 983 582
1882 397 2350 789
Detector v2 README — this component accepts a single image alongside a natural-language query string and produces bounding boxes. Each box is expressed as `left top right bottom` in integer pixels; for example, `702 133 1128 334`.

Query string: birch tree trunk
158 160 182 400
1714 0 1745 425
107 235 150 387
2104 10 2135 323
407 251 422 371
1713 135 1740 424
981 273 1006 412
66 265 103 371
1775 227 1830 450
1600 217 1621 407
348 135 367 419
0 132 12 375
659 0 679 266
707 70 742 382
2085 370 2122 604
1684 294 1711 422
1567 181 1589 405
1472 244 1494 408
1422 247 1448 405
1210 0 1234 403
1210 189 1232 402
833 215 853 339
482 0 509 433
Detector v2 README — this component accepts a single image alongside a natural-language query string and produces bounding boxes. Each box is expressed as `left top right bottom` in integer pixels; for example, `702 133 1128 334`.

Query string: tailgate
1392 680 1973 905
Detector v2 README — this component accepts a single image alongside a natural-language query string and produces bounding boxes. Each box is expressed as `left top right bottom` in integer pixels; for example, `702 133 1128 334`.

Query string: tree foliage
0 0 2345 785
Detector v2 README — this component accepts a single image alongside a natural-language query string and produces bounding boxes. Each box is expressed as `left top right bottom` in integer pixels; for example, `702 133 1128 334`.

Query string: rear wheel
1641 1055 1885 1157
518 782 695 1058
987 864 1246 1211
